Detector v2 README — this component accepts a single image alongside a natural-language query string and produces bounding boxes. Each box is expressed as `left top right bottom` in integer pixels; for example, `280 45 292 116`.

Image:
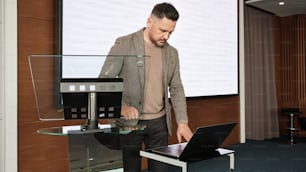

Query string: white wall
239 0 246 143
0 0 4 171
0 0 18 172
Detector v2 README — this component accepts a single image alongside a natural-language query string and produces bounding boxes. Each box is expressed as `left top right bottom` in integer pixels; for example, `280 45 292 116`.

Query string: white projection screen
60 0 238 97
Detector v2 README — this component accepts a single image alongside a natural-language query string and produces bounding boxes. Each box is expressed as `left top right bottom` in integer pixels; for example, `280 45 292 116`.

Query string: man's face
146 16 177 47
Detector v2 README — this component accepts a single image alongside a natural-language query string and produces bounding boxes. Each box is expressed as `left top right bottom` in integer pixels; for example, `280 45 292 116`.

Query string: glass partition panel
28 55 64 120
37 124 124 171
67 130 123 172
28 55 146 122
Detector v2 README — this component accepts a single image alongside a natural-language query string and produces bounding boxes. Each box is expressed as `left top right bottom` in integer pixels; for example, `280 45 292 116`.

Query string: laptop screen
151 122 237 161
179 122 236 161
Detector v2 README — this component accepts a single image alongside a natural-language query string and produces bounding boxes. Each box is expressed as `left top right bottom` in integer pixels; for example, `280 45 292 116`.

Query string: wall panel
17 0 240 171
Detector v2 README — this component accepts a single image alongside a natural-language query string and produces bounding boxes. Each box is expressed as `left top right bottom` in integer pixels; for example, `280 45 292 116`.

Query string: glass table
38 124 145 172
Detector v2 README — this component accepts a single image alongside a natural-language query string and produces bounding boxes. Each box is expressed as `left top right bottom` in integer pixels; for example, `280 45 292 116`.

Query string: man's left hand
176 123 193 143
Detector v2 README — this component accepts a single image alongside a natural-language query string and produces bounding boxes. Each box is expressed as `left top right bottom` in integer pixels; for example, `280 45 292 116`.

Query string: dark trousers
120 115 168 172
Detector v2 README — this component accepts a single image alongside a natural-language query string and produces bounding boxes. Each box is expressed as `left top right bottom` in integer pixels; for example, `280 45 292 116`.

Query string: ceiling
245 0 306 17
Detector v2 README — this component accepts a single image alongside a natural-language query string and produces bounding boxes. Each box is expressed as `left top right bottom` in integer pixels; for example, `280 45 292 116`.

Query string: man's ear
146 16 153 28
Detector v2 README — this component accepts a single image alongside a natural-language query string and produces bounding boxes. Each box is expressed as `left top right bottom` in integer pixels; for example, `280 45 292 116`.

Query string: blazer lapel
133 29 146 95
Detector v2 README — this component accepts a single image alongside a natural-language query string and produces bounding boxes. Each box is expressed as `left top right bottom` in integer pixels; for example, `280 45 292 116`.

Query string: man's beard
154 39 166 47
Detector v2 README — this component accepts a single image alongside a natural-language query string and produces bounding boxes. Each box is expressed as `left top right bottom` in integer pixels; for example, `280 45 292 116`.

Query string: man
100 2 192 172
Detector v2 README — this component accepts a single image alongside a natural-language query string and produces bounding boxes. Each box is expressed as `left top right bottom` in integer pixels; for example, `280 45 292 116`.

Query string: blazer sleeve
99 38 124 78
168 50 189 124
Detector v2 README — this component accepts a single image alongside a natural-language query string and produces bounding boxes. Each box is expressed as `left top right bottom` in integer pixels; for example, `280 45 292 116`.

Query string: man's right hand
121 105 139 120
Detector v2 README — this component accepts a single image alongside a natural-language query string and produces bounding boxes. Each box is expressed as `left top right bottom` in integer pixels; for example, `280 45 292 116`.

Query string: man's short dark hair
151 2 179 21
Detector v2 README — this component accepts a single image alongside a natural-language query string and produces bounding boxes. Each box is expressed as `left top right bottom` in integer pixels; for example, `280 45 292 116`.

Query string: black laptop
151 122 236 162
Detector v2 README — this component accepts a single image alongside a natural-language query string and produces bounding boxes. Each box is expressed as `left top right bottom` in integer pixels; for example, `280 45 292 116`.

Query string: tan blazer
100 28 188 134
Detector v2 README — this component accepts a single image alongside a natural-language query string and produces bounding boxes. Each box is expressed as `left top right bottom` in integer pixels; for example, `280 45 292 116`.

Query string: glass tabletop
37 124 146 136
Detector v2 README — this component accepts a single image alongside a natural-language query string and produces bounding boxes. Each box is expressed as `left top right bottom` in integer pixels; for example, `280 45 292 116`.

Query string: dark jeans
120 115 168 172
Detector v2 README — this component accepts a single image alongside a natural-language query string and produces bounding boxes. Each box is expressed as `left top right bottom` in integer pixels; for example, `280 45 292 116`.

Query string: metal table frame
140 148 235 172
